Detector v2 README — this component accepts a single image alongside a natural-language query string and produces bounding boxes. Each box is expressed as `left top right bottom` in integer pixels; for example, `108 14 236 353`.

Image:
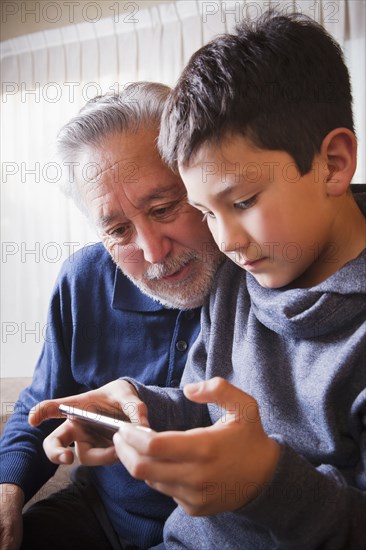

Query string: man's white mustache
144 251 197 281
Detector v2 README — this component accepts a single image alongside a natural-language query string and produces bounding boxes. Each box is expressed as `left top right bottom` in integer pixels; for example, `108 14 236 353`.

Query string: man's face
76 128 221 308
180 133 337 289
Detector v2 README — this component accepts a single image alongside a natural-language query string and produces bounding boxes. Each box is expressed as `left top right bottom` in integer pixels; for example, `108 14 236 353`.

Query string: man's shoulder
59 242 113 278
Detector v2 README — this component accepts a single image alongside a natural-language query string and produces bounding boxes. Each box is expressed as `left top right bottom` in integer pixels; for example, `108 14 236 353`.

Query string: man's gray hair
57 81 171 211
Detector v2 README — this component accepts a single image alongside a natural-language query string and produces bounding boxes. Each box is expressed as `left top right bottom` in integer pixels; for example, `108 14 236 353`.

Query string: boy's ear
320 128 357 196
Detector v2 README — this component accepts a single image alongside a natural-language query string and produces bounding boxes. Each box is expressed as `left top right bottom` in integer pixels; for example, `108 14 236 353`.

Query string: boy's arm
113 378 366 548
113 377 280 513
242 434 366 549
113 260 366 545
242 385 366 548
124 382 212 432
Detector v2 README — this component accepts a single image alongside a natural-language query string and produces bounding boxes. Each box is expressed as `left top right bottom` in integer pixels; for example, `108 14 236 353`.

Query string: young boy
34 12 366 549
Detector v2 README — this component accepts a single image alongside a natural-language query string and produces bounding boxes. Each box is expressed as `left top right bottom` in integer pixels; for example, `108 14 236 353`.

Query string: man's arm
0 284 75 500
0 266 80 550
0 365 71 550
0 484 24 550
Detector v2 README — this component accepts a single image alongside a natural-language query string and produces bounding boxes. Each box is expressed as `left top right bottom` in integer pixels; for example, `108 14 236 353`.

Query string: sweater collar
112 267 166 312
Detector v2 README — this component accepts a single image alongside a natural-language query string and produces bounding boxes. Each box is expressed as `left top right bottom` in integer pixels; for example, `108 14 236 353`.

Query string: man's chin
129 279 205 310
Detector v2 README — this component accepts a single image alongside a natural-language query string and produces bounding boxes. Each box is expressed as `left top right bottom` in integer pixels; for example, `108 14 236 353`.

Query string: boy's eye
202 211 216 222
234 195 257 210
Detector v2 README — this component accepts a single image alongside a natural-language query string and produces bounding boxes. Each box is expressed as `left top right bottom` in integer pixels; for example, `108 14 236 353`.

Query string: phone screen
59 404 129 438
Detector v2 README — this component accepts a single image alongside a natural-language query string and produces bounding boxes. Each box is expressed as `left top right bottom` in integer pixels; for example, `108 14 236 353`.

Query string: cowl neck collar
247 252 365 338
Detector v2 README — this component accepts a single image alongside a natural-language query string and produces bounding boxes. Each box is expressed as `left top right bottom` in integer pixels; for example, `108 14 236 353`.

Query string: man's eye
234 195 257 210
111 226 127 236
108 225 132 242
151 200 182 219
153 206 171 216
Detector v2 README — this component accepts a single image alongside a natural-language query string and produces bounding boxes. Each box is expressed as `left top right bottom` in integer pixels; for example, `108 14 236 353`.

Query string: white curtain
1 0 365 377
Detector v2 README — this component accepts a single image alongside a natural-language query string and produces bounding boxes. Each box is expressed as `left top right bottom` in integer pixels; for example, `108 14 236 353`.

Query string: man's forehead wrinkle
91 158 137 181
96 159 123 179
83 179 103 204
99 211 128 229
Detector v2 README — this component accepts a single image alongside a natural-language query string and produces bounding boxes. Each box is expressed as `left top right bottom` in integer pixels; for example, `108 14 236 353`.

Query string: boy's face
180 133 334 289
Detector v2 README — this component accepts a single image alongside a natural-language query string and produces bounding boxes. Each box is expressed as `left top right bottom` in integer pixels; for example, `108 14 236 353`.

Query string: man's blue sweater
0 244 201 548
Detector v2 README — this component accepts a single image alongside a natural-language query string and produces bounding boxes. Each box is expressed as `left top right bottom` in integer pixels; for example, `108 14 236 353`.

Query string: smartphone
59 404 129 439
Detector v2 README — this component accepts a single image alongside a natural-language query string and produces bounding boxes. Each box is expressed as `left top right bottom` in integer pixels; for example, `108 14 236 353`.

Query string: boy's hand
28 379 149 466
113 377 280 516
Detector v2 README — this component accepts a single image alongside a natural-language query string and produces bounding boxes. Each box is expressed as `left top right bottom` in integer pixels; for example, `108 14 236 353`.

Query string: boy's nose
217 219 250 255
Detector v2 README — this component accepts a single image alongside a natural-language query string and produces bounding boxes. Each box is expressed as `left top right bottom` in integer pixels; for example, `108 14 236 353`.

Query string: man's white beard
119 250 223 310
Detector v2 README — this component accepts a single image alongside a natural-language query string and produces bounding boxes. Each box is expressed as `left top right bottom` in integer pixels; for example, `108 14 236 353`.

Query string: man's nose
136 224 173 264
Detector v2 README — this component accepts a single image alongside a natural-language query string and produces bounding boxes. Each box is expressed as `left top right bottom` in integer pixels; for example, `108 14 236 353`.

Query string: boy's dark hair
159 12 354 175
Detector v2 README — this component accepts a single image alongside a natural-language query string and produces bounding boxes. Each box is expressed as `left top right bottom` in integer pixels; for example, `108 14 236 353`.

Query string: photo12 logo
200 1 339 24
1 2 139 25
1 81 141 104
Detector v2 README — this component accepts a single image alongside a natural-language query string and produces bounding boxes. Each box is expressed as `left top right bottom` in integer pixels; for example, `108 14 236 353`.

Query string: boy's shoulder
212 257 246 293
351 183 366 210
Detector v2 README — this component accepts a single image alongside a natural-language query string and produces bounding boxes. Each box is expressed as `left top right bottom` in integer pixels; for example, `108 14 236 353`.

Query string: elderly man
0 82 222 550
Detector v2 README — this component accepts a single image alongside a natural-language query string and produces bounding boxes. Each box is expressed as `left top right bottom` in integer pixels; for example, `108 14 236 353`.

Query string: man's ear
320 128 357 196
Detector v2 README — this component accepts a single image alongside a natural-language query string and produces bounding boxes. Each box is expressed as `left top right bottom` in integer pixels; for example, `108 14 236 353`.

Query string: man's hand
0 484 24 550
29 379 148 466
113 377 280 516
42 417 119 466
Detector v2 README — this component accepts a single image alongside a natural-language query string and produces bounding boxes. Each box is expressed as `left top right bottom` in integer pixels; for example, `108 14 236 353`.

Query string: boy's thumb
184 377 259 424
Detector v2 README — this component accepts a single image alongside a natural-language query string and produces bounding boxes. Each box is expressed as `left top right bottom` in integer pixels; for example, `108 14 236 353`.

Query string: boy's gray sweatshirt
132 188 366 549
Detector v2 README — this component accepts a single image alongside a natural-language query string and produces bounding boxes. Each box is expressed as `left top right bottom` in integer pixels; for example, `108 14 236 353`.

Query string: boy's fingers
114 431 204 483
115 424 220 462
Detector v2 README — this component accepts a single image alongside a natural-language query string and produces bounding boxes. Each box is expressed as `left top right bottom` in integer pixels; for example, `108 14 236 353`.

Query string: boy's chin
254 277 287 289
249 271 299 290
